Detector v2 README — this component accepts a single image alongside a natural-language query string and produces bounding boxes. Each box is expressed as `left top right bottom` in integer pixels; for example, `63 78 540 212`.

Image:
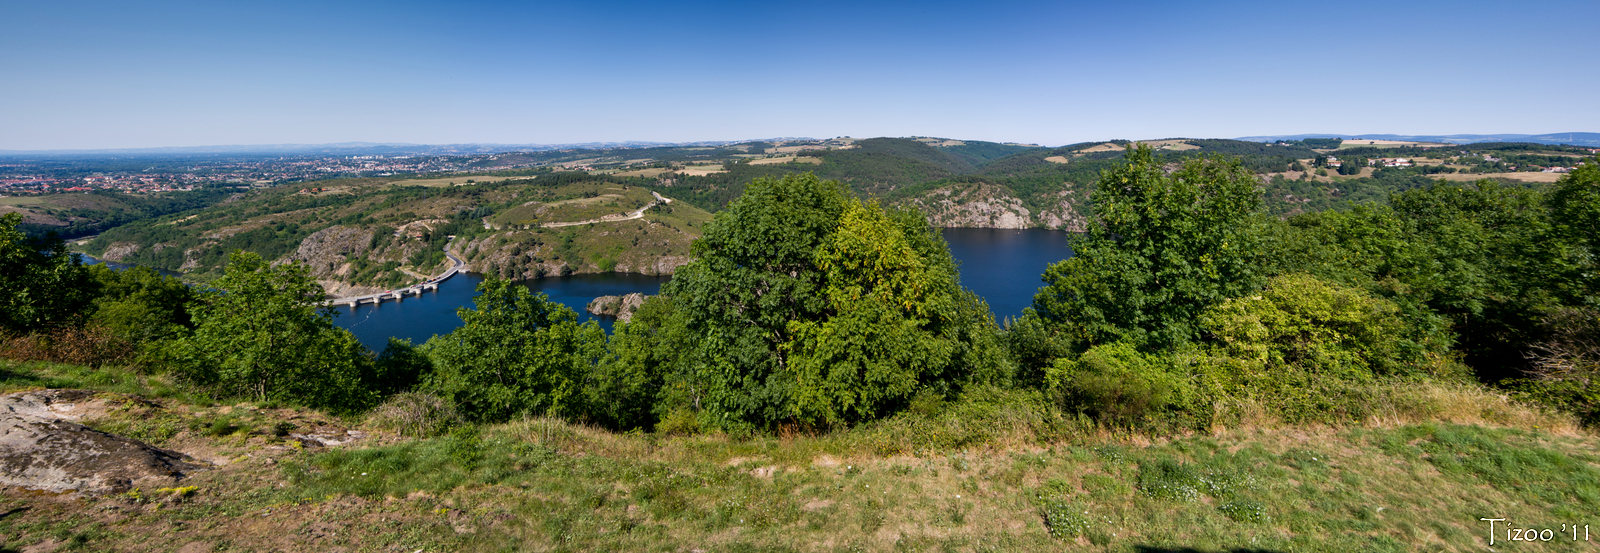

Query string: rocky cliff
902 183 1087 231
586 293 648 322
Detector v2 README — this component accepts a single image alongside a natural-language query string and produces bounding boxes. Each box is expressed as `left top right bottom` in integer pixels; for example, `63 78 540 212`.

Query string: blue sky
2 0 1595 150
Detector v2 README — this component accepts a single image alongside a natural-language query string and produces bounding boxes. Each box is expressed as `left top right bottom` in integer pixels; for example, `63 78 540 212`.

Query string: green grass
0 359 201 403
4 360 1598 552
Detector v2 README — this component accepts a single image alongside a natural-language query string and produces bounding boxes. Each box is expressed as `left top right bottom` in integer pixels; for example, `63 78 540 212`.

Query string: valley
18 135 1593 300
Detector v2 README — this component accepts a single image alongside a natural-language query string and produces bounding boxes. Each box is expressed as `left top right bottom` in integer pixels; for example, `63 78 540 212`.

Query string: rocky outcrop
0 390 198 494
1033 190 1088 232
586 293 648 323
286 225 375 278
907 183 1033 229
99 242 141 262
904 183 1089 231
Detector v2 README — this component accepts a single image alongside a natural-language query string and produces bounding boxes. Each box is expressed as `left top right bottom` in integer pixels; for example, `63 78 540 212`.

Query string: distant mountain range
6 133 1598 157
1236 133 1600 147
0 139 811 157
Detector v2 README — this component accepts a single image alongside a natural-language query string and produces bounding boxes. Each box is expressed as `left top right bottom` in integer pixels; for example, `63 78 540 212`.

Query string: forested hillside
81 172 711 295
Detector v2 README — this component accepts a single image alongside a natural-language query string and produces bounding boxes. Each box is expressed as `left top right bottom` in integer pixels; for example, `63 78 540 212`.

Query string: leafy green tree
636 173 1006 430
589 295 684 430
85 264 194 345
1387 180 1568 379
0 213 95 333
1547 157 1600 302
1031 145 1264 351
168 251 376 412
784 202 1007 426
422 279 606 423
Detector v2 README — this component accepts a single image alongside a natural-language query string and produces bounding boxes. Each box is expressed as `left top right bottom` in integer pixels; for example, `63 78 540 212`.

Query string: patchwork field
677 164 726 176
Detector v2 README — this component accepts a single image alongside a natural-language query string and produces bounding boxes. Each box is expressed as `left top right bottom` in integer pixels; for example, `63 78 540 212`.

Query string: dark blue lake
332 228 1073 350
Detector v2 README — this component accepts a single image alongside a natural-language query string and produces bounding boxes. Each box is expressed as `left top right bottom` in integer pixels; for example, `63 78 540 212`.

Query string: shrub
1038 498 1090 539
367 392 461 438
422 279 606 423
1045 341 1194 428
0 325 133 367
1201 273 1433 377
1512 306 1600 425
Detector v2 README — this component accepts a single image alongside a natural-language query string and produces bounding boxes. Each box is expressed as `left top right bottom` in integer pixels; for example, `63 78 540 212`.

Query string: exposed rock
904 182 1089 231
586 293 648 323
908 183 1033 229
99 242 141 262
0 390 198 495
286 225 375 278
1033 190 1088 232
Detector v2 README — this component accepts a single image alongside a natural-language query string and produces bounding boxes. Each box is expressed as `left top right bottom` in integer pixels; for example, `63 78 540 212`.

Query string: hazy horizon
4 0 1596 150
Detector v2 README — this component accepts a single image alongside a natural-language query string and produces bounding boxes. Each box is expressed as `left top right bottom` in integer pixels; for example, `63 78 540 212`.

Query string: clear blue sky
2 0 1595 150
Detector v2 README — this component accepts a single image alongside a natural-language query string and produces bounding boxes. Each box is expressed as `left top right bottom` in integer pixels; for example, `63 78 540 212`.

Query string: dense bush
165 252 377 412
0 213 95 333
1512 307 1600 425
1200 274 1439 378
1045 341 1195 428
422 279 606 423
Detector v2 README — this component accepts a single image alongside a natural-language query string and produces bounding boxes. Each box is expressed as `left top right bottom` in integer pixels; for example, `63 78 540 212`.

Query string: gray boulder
0 389 197 494
586 293 649 323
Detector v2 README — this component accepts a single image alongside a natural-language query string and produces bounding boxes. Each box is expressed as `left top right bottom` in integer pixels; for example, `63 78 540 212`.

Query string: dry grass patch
749 156 823 166
612 167 674 178
382 175 527 187
1044 155 1071 164
1427 171 1567 184
677 164 725 176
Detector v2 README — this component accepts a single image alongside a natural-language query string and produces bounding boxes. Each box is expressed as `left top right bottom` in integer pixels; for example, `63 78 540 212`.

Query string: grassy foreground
3 360 1598 552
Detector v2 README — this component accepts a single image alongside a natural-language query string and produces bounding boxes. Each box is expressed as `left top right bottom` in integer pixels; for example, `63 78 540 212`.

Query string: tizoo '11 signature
1481 518 1590 545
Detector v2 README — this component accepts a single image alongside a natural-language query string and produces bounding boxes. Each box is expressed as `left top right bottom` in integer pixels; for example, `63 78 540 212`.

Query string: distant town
0 153 518 195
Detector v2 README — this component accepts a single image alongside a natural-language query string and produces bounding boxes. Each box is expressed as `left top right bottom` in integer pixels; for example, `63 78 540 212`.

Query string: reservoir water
327 228 1072 350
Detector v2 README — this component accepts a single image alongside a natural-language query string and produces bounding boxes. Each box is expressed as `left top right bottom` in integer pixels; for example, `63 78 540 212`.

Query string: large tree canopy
623 173 1007 431
1031 145 1264 351
168 251 376 412
0 213 94 333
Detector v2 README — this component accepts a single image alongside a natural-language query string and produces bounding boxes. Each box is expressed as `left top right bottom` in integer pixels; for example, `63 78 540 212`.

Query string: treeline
5 151 1599 436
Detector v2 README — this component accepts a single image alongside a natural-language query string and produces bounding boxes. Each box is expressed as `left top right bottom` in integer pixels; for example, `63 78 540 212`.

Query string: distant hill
82 172 713 296
1237 132 1600 148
